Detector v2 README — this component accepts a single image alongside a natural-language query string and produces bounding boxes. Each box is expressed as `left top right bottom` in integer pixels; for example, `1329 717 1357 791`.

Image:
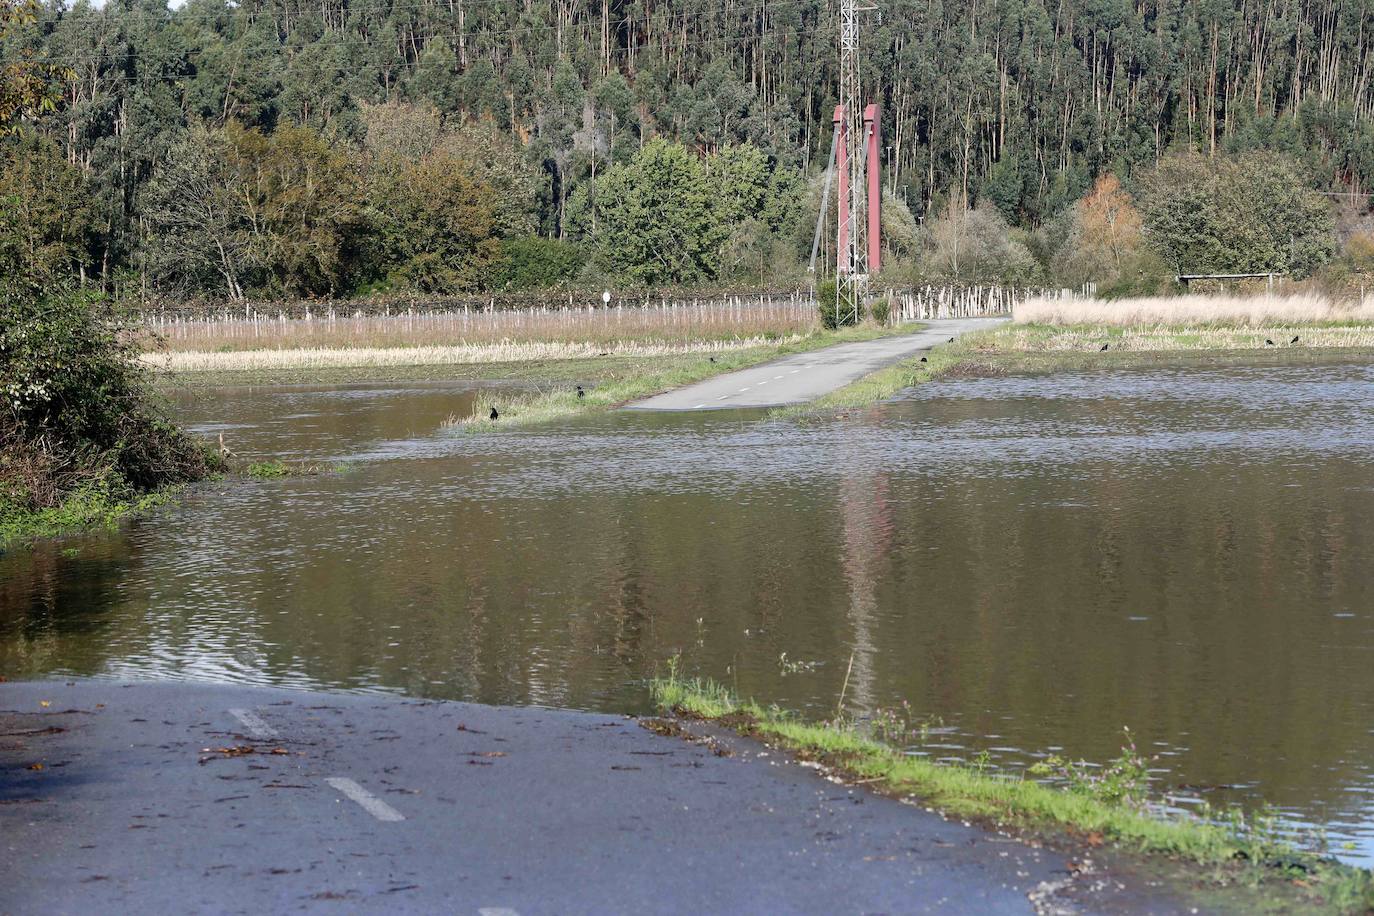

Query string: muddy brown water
3 366 1374 866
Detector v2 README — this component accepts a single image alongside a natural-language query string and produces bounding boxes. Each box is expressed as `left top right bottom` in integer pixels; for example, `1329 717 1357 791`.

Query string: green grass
650 674 1374 913
446 324 909 431
0 482 180 550
241 459 349 480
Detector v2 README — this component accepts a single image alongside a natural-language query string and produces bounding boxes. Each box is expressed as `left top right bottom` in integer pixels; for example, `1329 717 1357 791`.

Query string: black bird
920 357 928 363
489 407 499 421
576 385 585 399
1100 343 1109 351
949 337 955 342
1266 338 1275 346
1291 335 1300 344
709 356 716 363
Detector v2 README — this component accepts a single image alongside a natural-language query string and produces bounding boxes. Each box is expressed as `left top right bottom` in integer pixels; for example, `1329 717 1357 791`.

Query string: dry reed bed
145 300 818 352
142 336 803 373
1015 293 1374 327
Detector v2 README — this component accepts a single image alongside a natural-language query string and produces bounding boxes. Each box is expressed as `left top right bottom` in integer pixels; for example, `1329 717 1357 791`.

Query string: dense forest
2 0 1374 299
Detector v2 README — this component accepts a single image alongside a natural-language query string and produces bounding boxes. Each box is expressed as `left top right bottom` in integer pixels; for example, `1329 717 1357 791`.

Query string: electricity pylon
836 0 878 325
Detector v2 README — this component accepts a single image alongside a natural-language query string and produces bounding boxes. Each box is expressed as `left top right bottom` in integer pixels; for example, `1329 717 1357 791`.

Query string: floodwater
3 364 1374 865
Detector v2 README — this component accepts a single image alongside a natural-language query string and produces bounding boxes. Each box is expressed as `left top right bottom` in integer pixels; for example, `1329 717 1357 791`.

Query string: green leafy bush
496 236 585 290
0 283 218 530
816 278 866 329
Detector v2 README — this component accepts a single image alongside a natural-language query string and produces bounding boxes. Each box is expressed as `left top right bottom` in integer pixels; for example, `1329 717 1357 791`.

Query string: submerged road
0 681 1196 915
627 317 1007 411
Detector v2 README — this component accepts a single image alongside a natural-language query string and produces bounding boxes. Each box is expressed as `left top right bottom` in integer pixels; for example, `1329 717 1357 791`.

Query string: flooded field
3 363 1374 864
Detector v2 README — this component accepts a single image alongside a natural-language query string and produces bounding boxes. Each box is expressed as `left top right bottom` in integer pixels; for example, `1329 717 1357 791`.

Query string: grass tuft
649 673 1374 912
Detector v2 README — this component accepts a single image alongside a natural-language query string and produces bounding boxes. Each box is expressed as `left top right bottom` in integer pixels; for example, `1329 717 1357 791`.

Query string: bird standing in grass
1291 335 1300 344
709 356 716 363
1266 339 1275 346
576 385 585 400
1100 343 1109 351
489 407 499 421
920 357 927 363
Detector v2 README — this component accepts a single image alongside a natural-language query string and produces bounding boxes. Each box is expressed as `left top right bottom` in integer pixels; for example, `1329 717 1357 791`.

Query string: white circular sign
602 290 611 305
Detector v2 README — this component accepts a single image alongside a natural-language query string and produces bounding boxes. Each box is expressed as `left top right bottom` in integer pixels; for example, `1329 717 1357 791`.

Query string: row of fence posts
142 286 1063 336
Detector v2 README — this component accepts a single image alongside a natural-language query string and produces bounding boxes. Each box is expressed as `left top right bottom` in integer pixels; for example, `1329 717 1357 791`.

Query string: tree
142 126 258 301
924 199 1039 285
0 136 91 285
1138 152 1335 277
0 0 59 135
366 151 501 293
593 140 724 285
1077 174 1143 273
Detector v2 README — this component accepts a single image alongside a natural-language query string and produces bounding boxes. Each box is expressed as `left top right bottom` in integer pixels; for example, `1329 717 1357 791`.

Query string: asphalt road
626 318 1007 411
2 680 1193 915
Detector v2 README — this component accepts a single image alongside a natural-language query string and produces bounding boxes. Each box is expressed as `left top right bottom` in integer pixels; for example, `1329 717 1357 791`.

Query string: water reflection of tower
838 453 895 715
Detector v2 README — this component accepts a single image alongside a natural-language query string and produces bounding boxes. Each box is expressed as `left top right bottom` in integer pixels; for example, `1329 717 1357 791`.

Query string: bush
816 278 867 329
0 284 218 522
869 297 892 325
496 236 585 290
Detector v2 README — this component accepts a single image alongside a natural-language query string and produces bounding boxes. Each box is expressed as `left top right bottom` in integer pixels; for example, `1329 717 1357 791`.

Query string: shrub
816 278 866 329
0 283 218 523
496 236 585 290
869 297 892 325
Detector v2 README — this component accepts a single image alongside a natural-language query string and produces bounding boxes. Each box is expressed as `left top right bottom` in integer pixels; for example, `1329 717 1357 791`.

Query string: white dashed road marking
228 708 277 739
326 777 406 822
693 404 705 409
479 909 520 916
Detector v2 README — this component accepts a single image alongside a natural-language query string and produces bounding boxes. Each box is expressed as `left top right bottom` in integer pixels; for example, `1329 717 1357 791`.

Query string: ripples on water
2 365 1374 864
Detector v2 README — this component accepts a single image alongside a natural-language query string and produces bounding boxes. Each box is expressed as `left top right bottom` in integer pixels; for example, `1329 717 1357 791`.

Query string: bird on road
1100 343 1109 351
576 385 585 399
489 407 499 421
1291 335 1300 344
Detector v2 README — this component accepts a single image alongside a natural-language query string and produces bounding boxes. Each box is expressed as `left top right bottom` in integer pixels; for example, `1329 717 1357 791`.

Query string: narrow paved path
627 317 1007 411
1 680 1191 915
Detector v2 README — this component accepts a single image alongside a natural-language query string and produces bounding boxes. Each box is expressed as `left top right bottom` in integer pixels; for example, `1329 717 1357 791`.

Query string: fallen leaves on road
198 745 293 764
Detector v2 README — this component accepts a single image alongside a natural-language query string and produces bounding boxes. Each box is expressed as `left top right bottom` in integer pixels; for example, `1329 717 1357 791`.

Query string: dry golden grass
142 336 806 373
145 299 817 353
1014 293 1374 327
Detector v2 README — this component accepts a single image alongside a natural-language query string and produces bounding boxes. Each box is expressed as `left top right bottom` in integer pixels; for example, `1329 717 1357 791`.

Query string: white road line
739 386 751 391
789 369 801 374
716 395 728 400
774 375 784 379
326 777 406 822
693 404 706 409
228 708 277 739
479 909 520 916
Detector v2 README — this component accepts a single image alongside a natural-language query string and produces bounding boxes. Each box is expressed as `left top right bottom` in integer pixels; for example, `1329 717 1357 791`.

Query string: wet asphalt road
2 680 1192 915
626 318 1006 411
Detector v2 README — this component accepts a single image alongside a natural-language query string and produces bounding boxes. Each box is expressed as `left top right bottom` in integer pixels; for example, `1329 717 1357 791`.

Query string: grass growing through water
650 673 1374 913
445 325 905 431
0 483 181 550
